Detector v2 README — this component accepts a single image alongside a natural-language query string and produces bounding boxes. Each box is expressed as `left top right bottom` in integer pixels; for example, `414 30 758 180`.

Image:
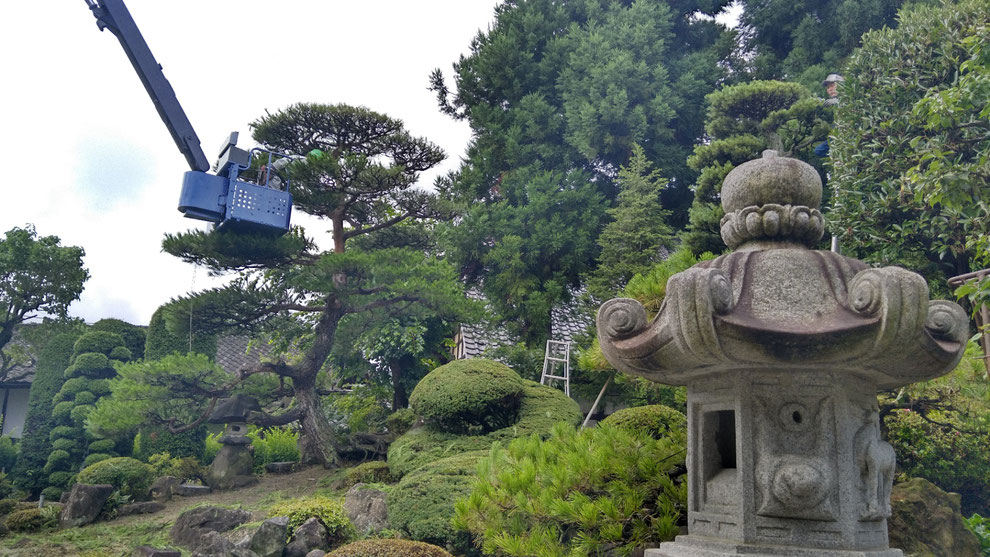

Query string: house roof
456 294 594 359
214 334 273 376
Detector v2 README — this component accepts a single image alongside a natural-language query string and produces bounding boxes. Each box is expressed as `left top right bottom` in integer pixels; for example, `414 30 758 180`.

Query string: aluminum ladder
540 340 571 397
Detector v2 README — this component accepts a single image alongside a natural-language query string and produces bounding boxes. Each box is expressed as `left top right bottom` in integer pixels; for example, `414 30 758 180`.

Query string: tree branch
248 407 306 427
167 396 220 434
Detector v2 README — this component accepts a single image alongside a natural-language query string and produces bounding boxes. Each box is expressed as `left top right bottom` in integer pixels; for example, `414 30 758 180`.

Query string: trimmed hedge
76 457 154 500
334 461 393 490
267 496 354 544
328 539 454 557
133 423 207 462
409 359 525 434
388 451 485 554
144 305 217 360
72 331 125 358
91 318 146 362
601 404 687 440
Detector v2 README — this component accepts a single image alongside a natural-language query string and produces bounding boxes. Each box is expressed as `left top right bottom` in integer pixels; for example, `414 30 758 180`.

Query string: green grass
1 518 175 556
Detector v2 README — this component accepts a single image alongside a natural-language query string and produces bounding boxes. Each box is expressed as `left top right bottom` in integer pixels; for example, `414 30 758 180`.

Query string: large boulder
170 505 253 552
149 475 182 502
207 445 258 490
343 484 388 534
888 477 981 556
250 516 290 557
284 517 330 557
59 483 113 528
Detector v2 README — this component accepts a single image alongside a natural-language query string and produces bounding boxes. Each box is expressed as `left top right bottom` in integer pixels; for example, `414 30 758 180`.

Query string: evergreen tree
682 80 831 255
11 332 81 496
432 0 735 343
91 318 145 362
144 305 217 360
586 144 674 299
161 103 476 467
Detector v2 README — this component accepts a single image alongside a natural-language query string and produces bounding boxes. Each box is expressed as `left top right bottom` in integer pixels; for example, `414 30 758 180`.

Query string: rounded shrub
69 403 95 424
76 457 154 500
386 407 417 436
388 451 485 554
51 438 75 452
73 331 125 357
267 496 354 543
4 508 56 532
48 426 79 442
72 352 110 374
73 391 96 406
88 438 116 453
108 345 132 362
87 379 111 396
601 404 687 440
40 487 63 502
47 471 75 488
57 377 88 399
52 401 74 421
328 539 454 557
410 359 525 434
83 453 113 468
44 450 71 472
335 461 393 490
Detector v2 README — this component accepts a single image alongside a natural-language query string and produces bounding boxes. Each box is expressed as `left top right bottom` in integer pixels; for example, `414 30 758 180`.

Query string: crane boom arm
84 0 210 172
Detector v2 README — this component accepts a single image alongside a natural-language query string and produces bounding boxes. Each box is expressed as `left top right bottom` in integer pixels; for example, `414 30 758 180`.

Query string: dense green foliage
90 319 145 364
409 359 525 434
249 426 301 468
682 80 831 255
44 331 129 498
12 332 79 495
4 507 57 532
76 457 155 501
882 342 990 515
144 305 217 360
964 513 990 557
0 226 88 379
389 379 581 478
133 423 208 462
334 461 393 490
585 144 675 299
600 404 687 440
738 0 930 89
454 423 687 557
268 496 354 543
434 0 735 343
328 539 454 557
829 0 990 293
388 451 484 554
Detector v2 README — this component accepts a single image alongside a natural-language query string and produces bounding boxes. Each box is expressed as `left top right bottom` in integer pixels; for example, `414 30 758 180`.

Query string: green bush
410 359 525 434
454 423 687 557
48 426 78 442
4 507 56 532
76 457 154 500
0 437 17 473
268 496 354 544
147 453 204 482
250 426 301 468
88 438 116 453
386 408 417 436
91 318 146 361
389 380 581 478
601 404 687 440
964 514 990 557
133 424 207 462
51 401 73 421
44 450 71 472
69 403 95 424
87 378 111 397
72 352 110 374
108 345 132 362
73 391 96 406
335 461 393 490
0 473 13 500
388 451 484 555
0 499 17 517
204 432 222 462
51 438 75 452
73 332 125 357
54 377 87 401
46 471 75 489
82 453 112 468
40 486 63 502
328 539 454 557
144 305 217 360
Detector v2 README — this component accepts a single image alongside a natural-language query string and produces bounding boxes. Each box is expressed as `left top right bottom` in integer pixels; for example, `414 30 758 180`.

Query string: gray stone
265 461 299 474
174 483 212 497
250 516 289 557
134 547 181 557
598 151 970 557
170 505 252 551
305 551 326 557
118 501 165 517
150 476 182 502
343 484 388 534
59 483 114 528
207 444 258 490
284 517 330 557
888 478 981 557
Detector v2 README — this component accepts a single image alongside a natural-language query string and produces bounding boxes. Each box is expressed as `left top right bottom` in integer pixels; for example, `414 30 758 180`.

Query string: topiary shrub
267 496 354 544
4 507 57 532
327 539 454 557
386 407 417 436
88 438 116 453
133 423 207 462
601 404 687 440
388 451 485 554
82 453 112 468
91 318 146 362
454 423 687 556
409 359 525 434
76 457 154 500
72 331 126 357
389 380 581 478
334 461 393 490
72 352 110 374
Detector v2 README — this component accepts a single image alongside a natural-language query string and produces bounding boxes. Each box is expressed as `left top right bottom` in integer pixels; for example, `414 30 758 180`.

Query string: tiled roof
1 326 38 385
214 335 272 375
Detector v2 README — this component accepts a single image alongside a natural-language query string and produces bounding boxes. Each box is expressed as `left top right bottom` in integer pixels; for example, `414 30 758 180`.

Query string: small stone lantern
206 394 261 490
597 151 969 556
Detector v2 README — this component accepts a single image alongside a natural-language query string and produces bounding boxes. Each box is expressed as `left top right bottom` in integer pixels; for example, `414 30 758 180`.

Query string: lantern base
648 537 903 557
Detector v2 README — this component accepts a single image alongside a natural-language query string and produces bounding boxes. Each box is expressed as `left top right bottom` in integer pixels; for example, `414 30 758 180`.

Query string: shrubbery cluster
268 496 354 544
76 457 155 500
327 539 454 557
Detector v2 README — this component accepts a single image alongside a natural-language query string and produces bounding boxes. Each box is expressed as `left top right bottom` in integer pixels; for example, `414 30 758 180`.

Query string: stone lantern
597 151 969 556
206 394 261 490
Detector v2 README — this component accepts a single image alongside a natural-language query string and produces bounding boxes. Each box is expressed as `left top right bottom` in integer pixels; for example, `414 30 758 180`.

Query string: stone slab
648 537 904 557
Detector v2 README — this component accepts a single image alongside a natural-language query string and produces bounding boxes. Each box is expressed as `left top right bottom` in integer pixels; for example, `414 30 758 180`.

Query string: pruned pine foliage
454 423 686 557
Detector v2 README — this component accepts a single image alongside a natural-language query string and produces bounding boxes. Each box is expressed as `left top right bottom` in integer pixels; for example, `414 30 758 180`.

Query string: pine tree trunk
391 360 408 409
295 380 340 468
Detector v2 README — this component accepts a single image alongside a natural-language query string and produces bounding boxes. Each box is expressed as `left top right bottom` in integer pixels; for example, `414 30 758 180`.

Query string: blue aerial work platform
84 0 292 235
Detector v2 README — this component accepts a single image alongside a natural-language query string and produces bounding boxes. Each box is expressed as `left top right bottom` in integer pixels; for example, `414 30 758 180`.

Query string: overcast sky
1 1 502 325
2 1 740 327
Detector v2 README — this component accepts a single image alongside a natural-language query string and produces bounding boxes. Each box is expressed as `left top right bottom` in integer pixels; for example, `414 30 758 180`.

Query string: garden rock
265 461 298 474
174 483 212 497
170 505 252 552
249 516 289 557
149 475 182 501
284 517 330 557
888 477 981 556
134 547 180 557
343 484 388 534
207 444 257 490
59 483 113 528
306 551 326 557
118 501 164 517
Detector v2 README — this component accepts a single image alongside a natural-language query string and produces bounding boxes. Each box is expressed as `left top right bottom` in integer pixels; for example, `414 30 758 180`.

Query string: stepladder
540 340 571 397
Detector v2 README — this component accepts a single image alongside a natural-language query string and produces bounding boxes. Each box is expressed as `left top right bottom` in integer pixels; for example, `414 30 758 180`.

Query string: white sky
0 1 501 325
1 1 741 327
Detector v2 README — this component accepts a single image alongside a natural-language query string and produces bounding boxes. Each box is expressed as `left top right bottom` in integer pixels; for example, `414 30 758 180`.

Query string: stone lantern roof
208 394 261 424
598 150 968 389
